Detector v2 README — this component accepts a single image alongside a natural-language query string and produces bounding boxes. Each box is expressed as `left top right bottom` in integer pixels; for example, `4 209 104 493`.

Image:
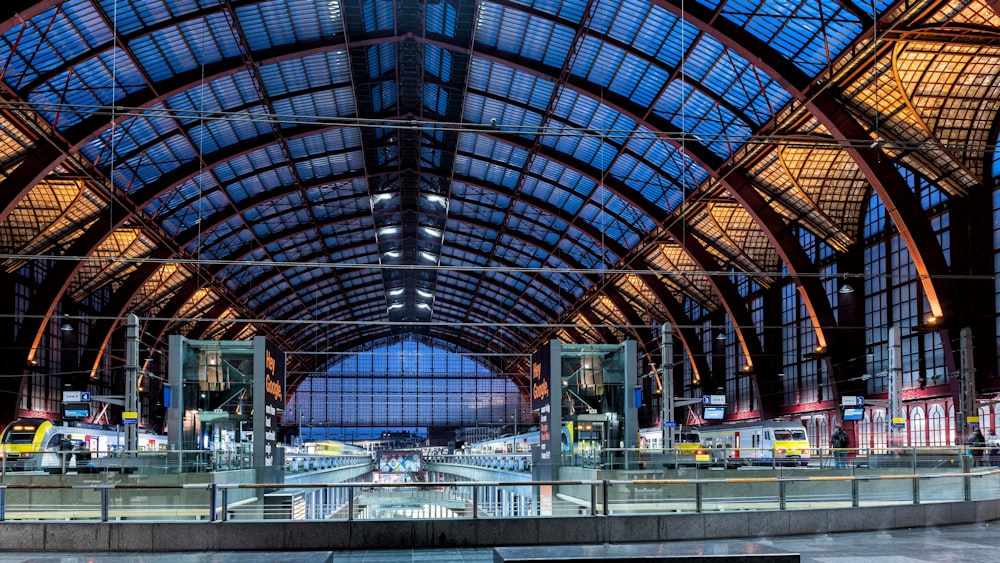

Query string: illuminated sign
703 406 725 420
254 337 285 472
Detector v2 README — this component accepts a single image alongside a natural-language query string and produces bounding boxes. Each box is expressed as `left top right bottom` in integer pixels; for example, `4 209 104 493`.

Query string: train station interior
4 0 1000 559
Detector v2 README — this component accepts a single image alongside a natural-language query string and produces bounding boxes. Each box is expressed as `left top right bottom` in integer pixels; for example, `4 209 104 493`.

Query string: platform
493 542 799 562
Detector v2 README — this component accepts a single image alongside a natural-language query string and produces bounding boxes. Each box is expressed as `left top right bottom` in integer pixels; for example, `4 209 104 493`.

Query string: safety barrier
0 468 998 522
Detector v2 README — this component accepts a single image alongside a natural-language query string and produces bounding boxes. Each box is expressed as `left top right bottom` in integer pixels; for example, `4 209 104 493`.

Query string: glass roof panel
214 143 283 179
508 0 587 23
271 87 357 124
295 151 365 181
682 34 791 127
183 106 271 154
0 115 34 165
424 44 453 81
227 173 287 209
95 1 218 33
197 222 254 261
476 2 575 67
719 0 862 78
529 156 594 200
29 49 144 131
519 175 584 215
427 0 458 36
455 133 529 184
628 126 710 187
259 51 353 96
504 201 566 246
128 13 240 82
358 0 394 33
611 152 681 212
367 43 395 80
287 128 363 160
1 1 111 91
467 59 556 110
236 0 344 50
653 79 752 159
424 83 449 117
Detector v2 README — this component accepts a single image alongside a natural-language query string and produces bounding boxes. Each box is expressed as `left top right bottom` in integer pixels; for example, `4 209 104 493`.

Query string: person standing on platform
830 424 850 469
987 430 1000 466
967 428 986 467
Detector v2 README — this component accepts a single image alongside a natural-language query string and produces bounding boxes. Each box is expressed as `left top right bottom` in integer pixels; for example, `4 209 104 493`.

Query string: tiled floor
0 522 998 562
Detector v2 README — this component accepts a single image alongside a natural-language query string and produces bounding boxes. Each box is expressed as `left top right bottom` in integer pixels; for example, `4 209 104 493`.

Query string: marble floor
0 521 997 562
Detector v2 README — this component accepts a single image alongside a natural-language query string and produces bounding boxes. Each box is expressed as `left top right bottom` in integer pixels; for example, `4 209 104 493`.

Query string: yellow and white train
694 419 811 466
1 417 166 471
639 419 812 467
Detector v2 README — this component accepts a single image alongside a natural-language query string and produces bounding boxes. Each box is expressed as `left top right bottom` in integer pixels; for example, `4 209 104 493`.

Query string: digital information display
703 406 725 420
842 407 865 421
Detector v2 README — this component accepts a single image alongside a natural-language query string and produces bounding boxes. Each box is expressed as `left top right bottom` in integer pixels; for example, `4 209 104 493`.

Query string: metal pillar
959 327 976 446
125 313 140 455
888 326 903 448
660 323 675 450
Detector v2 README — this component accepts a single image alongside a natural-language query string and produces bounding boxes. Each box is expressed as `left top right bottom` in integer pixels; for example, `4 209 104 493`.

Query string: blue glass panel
720 0 862 77
30 49 144 131
97 0 220 34
424 44 453 81
260 51 353 96
272 88 356 123
128 13 240 83
237 0 342 51
513 0 587 23
369 81 397 113
287 129 363 160
653 80 753 159
365 43 395 80
476 3 574 65
426 0 458 36
424 83 449 116
470 59 556 112
360 0 394 33
529 156 595 200
520 176 584 215
3 1 112 90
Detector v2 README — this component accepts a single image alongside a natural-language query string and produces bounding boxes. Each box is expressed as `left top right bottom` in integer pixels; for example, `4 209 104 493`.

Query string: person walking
830 424 850 469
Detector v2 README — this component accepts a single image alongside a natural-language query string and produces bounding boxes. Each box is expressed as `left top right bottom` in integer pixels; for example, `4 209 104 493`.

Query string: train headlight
776 448 786 455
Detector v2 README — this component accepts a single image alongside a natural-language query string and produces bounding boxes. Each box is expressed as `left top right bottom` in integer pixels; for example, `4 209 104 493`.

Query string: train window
789 430 807 440
774 430 792 440
2 427 36 444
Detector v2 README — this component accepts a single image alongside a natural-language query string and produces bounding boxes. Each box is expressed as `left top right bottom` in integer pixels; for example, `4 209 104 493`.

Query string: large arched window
928 404 947 446
288 335 526 440
910 406 926 446
858 411 871 453
871 409 887 451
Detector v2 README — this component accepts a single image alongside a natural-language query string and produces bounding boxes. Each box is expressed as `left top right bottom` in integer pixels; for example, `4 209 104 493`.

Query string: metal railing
1 447 371 477
1 468 998 523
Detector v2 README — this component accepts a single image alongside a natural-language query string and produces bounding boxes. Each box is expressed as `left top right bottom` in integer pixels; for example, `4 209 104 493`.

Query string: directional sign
702 394 726 406
661 421 677 428
122 411 138 425
63 391 92 403
841 395 865 407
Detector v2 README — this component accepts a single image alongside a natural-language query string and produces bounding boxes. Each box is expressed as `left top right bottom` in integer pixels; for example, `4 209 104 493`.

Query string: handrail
0 468 998 522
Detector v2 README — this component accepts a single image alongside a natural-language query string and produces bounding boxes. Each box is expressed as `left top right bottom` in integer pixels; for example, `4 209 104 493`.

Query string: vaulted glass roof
1 0 997 402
